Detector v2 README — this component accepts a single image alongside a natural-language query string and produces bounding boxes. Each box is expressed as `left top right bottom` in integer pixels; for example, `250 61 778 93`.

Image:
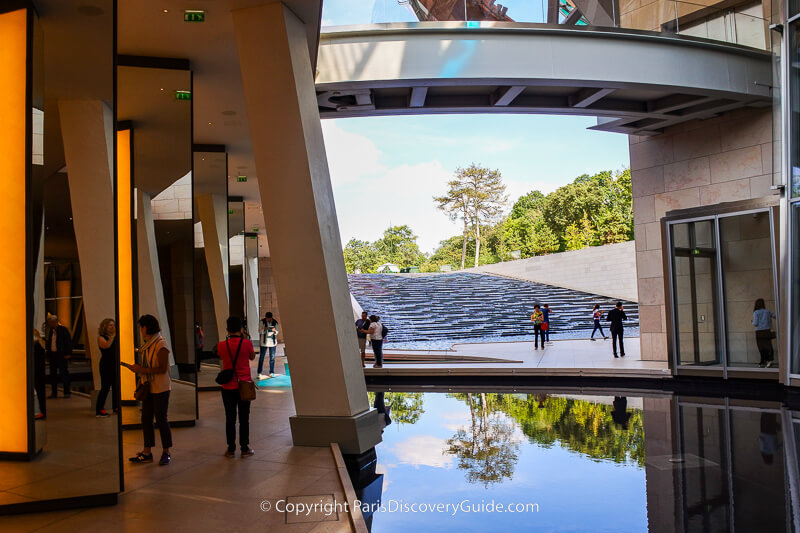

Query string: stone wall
629 107 774 361
468 241 638 302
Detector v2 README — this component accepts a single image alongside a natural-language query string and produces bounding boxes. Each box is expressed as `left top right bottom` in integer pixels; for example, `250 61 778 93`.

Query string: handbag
239 380 257 402
541 322 549 331
215 337 244 385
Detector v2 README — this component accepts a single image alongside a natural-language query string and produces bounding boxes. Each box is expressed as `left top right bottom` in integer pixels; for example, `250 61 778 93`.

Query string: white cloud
390 435 453 469
323 121 385 184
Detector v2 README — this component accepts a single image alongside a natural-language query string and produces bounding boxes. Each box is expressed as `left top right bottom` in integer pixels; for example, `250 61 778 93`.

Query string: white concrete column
196 193 230 344
59 99 116 390
136 189 173 361
233 2 379 453
245 255 259 340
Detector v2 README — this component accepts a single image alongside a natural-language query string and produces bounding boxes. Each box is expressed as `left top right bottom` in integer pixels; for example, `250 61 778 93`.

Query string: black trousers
96 356 119 414
756 330 774 364
34 353 47 415
612 329 625 356
48 351 71 395
142 391 172 448
533 325 544 348
221 388 251 451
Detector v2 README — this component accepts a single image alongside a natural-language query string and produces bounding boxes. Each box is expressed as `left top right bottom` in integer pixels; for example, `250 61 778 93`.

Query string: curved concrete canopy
316 23 772 135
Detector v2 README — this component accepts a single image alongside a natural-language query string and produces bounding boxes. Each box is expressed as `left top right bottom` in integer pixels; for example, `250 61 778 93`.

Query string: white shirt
368 321 383 341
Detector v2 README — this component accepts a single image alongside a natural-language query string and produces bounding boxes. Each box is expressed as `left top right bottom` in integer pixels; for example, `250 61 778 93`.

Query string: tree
374 225 425 268
510 190 545 219
435 164 507 269
343 239 380 273
564 215 596 251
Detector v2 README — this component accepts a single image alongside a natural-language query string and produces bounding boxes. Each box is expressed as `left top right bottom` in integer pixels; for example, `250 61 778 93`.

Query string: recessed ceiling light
160 87 164 91
208 122 212 125
163 9 169 13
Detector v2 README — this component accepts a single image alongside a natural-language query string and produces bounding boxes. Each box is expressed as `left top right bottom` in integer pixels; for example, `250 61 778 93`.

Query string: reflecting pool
355 391 794 532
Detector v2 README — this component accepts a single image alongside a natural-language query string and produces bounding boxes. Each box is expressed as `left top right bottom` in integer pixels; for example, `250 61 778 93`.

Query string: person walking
542 304 552 344
606 302 628 358
367 315 385 368
752 298 776 368
96 318 120 417
218 316 256 457
121 315 173 466
590 304 607 341
356 311 371 368
257 312 279 379
531 304 545 350
45 315 73 398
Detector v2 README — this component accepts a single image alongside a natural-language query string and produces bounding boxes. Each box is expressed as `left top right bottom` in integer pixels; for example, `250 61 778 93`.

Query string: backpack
381 324 389 338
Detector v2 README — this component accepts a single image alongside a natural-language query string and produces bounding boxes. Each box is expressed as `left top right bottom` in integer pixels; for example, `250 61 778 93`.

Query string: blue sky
323 115 630 253
320 1 630 253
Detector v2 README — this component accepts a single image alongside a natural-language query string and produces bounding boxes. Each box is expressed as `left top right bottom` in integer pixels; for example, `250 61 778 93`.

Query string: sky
320 1 630 254
323 115 630 253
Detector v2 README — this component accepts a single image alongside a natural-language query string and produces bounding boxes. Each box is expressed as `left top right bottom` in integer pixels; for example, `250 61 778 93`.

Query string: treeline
342 167 632 274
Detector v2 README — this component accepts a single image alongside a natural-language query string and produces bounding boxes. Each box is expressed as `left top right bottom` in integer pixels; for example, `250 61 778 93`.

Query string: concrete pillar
59 99 116 390
233 2 380 454
245 255 259 340
136 189 173 361
196 193 230 345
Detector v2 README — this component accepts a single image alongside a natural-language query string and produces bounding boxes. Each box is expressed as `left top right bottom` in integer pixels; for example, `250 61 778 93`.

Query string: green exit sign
183 10 205 22
175 90 191 101
237 175 247 183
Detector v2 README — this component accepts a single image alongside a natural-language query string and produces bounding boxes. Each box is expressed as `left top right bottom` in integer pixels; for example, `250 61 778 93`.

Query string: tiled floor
365 337 671 377
0 380 354 533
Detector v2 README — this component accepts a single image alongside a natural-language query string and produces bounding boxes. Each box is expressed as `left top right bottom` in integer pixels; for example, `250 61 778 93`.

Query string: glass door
671 220 722 367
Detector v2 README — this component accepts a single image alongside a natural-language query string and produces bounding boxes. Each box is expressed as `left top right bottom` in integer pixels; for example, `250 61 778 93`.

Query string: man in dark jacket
45 315 73 397
606 302 627 358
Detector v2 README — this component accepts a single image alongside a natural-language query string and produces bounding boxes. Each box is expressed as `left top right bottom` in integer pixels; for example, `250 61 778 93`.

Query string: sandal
129 452 153 463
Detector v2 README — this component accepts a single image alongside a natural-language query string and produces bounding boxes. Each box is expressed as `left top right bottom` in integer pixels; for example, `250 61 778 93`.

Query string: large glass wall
669 210 779 373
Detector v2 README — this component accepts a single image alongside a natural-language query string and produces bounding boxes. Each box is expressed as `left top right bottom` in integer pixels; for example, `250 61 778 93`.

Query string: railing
322 0 771 51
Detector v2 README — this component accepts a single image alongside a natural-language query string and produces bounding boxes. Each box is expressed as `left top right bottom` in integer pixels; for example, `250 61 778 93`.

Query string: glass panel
791 21 800 198
720 212 777 368
672 222 721 366
793 204 800 374
679 406 730 531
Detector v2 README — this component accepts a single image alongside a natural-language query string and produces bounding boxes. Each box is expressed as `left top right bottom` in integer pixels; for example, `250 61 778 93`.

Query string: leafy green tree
343 239 380 273
374 225 425 269
510 190 545 219
564 216 597 251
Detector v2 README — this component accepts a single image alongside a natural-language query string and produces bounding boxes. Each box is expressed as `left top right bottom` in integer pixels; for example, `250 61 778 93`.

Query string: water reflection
360 390 796 532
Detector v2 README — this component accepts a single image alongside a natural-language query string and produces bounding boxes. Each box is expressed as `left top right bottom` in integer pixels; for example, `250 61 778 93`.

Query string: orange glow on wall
117 128 136 400
0 8 30 454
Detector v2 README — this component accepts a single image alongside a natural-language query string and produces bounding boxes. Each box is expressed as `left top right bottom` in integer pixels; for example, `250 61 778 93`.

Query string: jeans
371 339 384 366
258 345 277 375
96 355 119 414
221 388 251 451
591 320 605 339
612 329 625 356
142 391 172 448
543 323 550 342
533 325 545 348
48 351 71 396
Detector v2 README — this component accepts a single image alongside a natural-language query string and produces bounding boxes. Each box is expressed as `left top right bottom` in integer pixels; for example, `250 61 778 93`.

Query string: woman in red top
218 316 256 457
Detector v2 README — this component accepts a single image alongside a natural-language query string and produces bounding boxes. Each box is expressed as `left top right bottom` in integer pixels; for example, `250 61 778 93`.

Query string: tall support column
59 99 116 390
233 2 380 453
245 255 259 338
136 189 173 360
196 193 230 344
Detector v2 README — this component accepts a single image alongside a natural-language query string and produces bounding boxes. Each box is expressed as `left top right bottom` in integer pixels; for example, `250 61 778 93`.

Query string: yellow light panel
117 128 136 400
0 8 30 454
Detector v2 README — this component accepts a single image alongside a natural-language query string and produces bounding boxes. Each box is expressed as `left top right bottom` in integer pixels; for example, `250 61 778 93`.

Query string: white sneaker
269 373 276 377
257 374 267 380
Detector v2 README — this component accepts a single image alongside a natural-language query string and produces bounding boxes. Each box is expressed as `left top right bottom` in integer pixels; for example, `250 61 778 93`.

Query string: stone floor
365 337 671 377
0 375 355 533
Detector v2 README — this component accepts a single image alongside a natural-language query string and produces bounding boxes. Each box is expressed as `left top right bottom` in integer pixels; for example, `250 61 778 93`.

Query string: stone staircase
348 272 639 344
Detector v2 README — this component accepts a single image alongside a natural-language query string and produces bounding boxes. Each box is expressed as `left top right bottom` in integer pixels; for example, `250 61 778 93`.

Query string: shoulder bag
134 344 152 401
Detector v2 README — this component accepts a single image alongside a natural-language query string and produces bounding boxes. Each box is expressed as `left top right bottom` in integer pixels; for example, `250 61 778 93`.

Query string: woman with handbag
752 298 777 368
121 314 173 466
218 316 256 457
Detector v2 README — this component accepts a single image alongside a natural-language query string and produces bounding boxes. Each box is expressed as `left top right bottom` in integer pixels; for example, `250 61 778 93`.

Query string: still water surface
356 391 792 532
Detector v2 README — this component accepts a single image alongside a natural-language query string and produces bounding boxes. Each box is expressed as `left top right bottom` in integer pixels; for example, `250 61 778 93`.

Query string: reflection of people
121 315 173 466
33 329 47 419
373 391 392 429
611 397 631 430
257 312 279 379
356 311 371 368
534 393 548 409
96 319 119 417
195 321 204 369
531 304 545 350
760 412 780 464
45 315 73 398
606 302 628 358
367 315 385 368
590 304 607 341
752 298 776 368
219 316 256 457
